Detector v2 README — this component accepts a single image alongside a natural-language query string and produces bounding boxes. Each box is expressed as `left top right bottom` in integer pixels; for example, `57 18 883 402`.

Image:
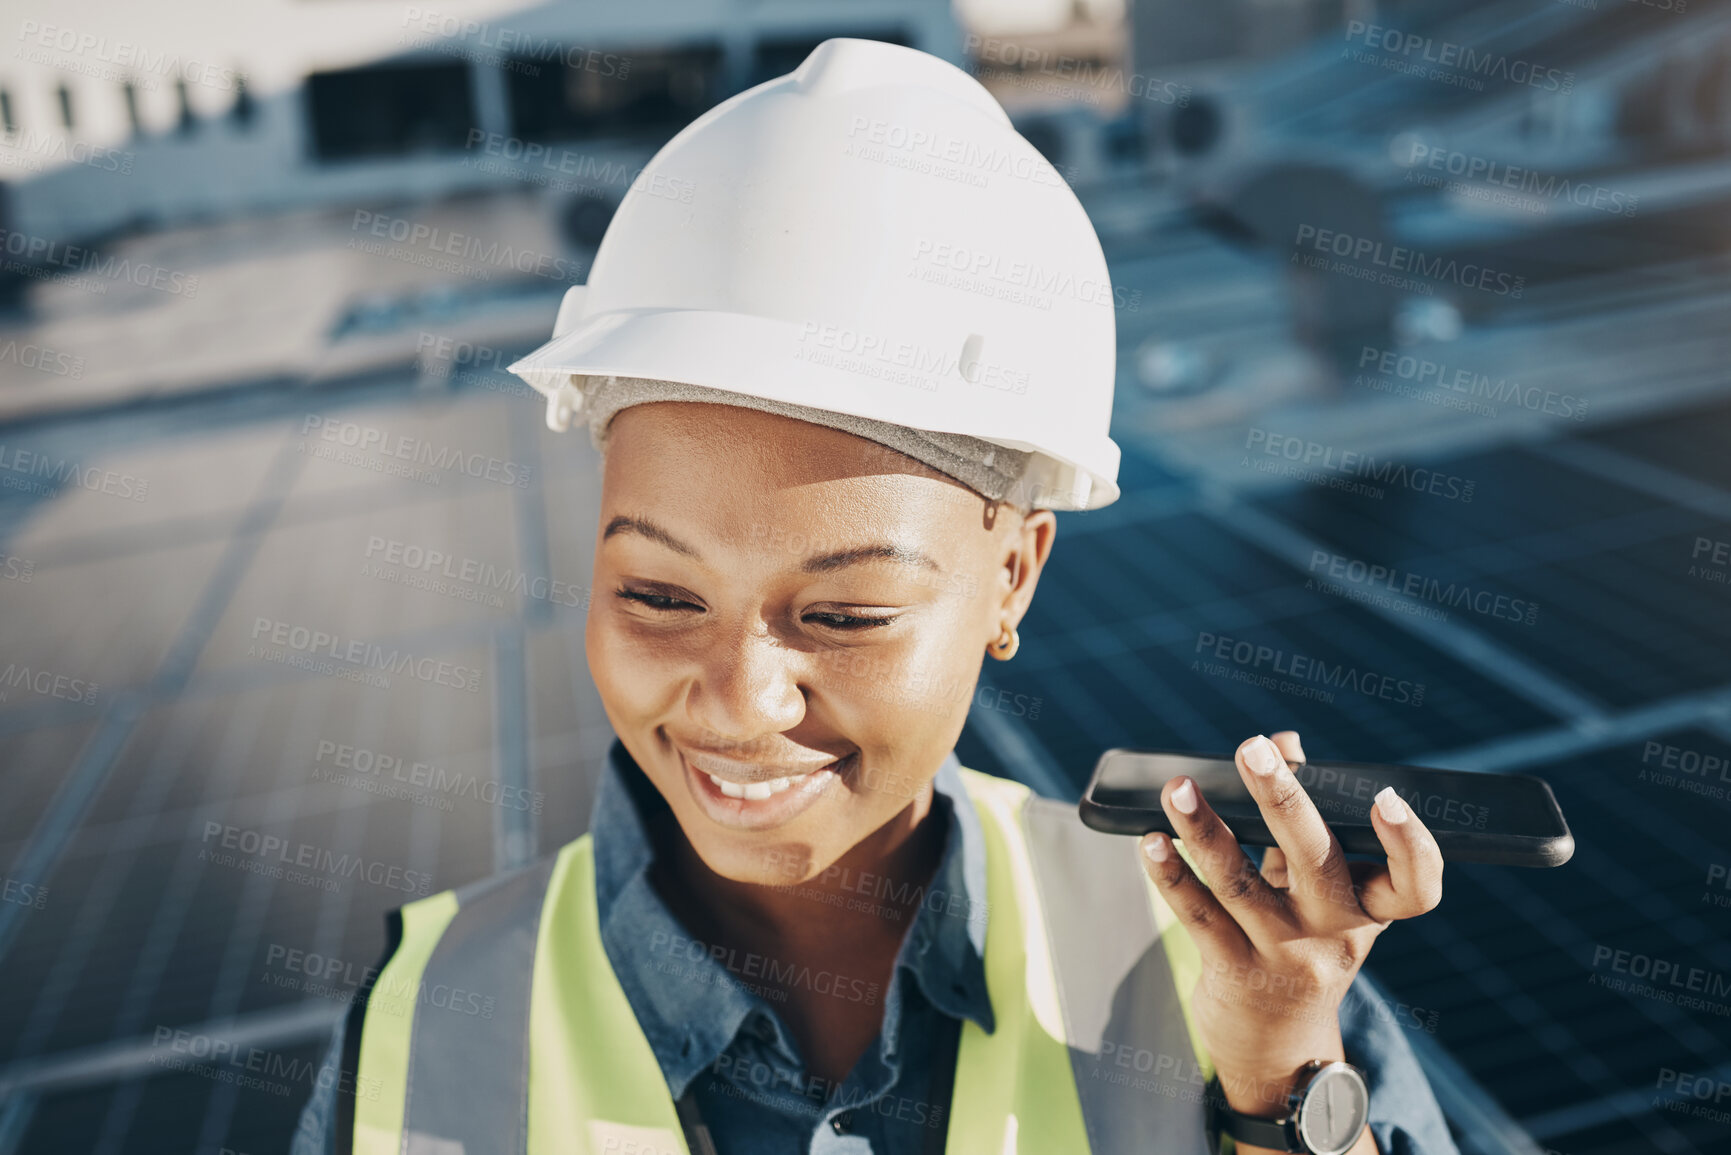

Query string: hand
1137 732 1443 1155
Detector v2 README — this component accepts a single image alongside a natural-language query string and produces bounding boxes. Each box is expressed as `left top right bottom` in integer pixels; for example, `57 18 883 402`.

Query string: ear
995 507 1056 632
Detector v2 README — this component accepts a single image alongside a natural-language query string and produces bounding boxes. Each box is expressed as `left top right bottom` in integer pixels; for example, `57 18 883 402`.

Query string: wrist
1193 987 1348 1113
1214 1066 1307 1121
1211 1038 1347 1117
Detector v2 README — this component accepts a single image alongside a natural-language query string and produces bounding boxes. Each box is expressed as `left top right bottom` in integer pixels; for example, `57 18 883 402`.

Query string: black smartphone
1079 748 1574 867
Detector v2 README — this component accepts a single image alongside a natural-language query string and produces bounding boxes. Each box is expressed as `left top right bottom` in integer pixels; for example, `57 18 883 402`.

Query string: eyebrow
603 515 700 558
602 515 940 574
801 544 940 575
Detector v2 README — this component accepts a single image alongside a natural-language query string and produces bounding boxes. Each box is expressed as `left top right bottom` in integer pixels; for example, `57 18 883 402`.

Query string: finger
1269 731 1307 766
1260 846 1289 888
1235 734 1357 924
1161 775 1287 931
1355 787 1444 921
1263 733 1301 890
1140 831 1252 959
1347 862 1388 925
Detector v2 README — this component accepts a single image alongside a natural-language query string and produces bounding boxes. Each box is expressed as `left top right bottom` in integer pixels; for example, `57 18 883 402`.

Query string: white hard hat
507 37 1122 511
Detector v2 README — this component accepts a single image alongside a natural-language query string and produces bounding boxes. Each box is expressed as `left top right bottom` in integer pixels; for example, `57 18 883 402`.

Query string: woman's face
587 401 1054 887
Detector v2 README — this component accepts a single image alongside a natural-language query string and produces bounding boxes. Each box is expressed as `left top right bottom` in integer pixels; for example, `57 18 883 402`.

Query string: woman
296 38 1456 1155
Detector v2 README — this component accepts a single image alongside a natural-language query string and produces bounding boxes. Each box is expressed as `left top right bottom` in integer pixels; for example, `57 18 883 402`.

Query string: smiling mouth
701 771 809 801
680 747 856 807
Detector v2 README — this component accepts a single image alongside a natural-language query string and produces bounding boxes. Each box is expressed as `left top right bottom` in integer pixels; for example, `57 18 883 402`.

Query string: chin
693 831 831 889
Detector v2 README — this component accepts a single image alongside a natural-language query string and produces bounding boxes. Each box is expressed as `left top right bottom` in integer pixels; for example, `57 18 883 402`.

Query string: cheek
812 637 981 820
843 608 986 733
586 604 679 724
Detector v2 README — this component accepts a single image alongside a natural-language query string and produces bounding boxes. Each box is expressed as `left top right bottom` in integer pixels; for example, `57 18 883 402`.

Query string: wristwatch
1208 1060 1369 1155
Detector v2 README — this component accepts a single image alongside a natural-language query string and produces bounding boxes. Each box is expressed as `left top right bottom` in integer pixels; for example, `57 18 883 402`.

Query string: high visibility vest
341 768 1217 1154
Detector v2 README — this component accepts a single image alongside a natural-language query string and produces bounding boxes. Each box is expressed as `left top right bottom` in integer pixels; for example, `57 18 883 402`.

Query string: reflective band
1022 794 1213 1153
946 770 1091 1154
527 839 690 1154
401 857 560 1155
353 891 459 1155
337 912 402 1153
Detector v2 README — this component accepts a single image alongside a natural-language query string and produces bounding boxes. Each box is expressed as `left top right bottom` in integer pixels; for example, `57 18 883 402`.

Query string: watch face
1295 1065 1369 1155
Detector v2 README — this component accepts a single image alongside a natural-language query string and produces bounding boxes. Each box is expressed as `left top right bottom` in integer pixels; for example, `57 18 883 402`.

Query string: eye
616 587 701 613
804 610 897 631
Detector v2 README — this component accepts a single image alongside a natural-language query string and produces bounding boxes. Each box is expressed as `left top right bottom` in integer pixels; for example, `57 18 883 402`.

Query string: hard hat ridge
792 38 1012 129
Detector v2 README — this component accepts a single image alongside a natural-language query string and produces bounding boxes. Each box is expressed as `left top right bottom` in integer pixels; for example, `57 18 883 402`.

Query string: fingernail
1375 786 1407 824
1143 833 1171 863
1171 778 1199 815
1246 736 1284 778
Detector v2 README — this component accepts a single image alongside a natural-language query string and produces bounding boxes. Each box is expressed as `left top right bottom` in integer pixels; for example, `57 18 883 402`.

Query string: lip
681 747 840 784
679 747 853 832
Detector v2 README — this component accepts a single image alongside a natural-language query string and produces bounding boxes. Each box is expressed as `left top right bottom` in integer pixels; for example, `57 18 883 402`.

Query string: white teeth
704 770 807 801
706 772 747 799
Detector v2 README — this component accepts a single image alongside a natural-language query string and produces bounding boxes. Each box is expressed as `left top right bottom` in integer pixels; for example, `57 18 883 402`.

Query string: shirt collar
590 739 995 1097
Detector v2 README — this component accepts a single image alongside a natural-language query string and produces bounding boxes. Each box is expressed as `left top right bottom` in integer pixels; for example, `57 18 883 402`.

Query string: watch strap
1207 1073 1302 1154
1220 1110 1297 1153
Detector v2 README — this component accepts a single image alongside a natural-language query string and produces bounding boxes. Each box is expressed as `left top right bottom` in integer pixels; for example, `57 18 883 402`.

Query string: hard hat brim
507 307 1121 511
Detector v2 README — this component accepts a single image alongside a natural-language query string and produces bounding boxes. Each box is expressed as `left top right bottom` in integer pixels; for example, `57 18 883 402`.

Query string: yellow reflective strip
968 778 1066 1043
353 889 461 1155
528 836 689 1155
1143 842 1214 1080
946 773 1024 1154
949 769 1092 1155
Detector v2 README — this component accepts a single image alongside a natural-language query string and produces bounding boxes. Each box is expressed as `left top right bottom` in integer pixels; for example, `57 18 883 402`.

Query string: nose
684 624 807 743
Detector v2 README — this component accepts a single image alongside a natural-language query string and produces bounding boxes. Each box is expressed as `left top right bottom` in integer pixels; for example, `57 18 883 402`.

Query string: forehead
599 401 987 558
604 400 956 485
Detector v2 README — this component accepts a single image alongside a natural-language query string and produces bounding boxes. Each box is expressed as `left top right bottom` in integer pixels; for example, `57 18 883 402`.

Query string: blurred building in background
0 0 964 244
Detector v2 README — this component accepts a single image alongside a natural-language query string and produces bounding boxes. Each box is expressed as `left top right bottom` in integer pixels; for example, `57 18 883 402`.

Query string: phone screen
1087 750 1570 854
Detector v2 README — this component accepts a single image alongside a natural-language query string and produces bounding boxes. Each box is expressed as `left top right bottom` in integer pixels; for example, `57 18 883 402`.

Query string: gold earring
987 625 1020 661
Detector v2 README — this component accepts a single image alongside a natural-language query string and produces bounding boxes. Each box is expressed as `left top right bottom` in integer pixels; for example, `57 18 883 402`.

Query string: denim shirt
294 741 1461 1155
